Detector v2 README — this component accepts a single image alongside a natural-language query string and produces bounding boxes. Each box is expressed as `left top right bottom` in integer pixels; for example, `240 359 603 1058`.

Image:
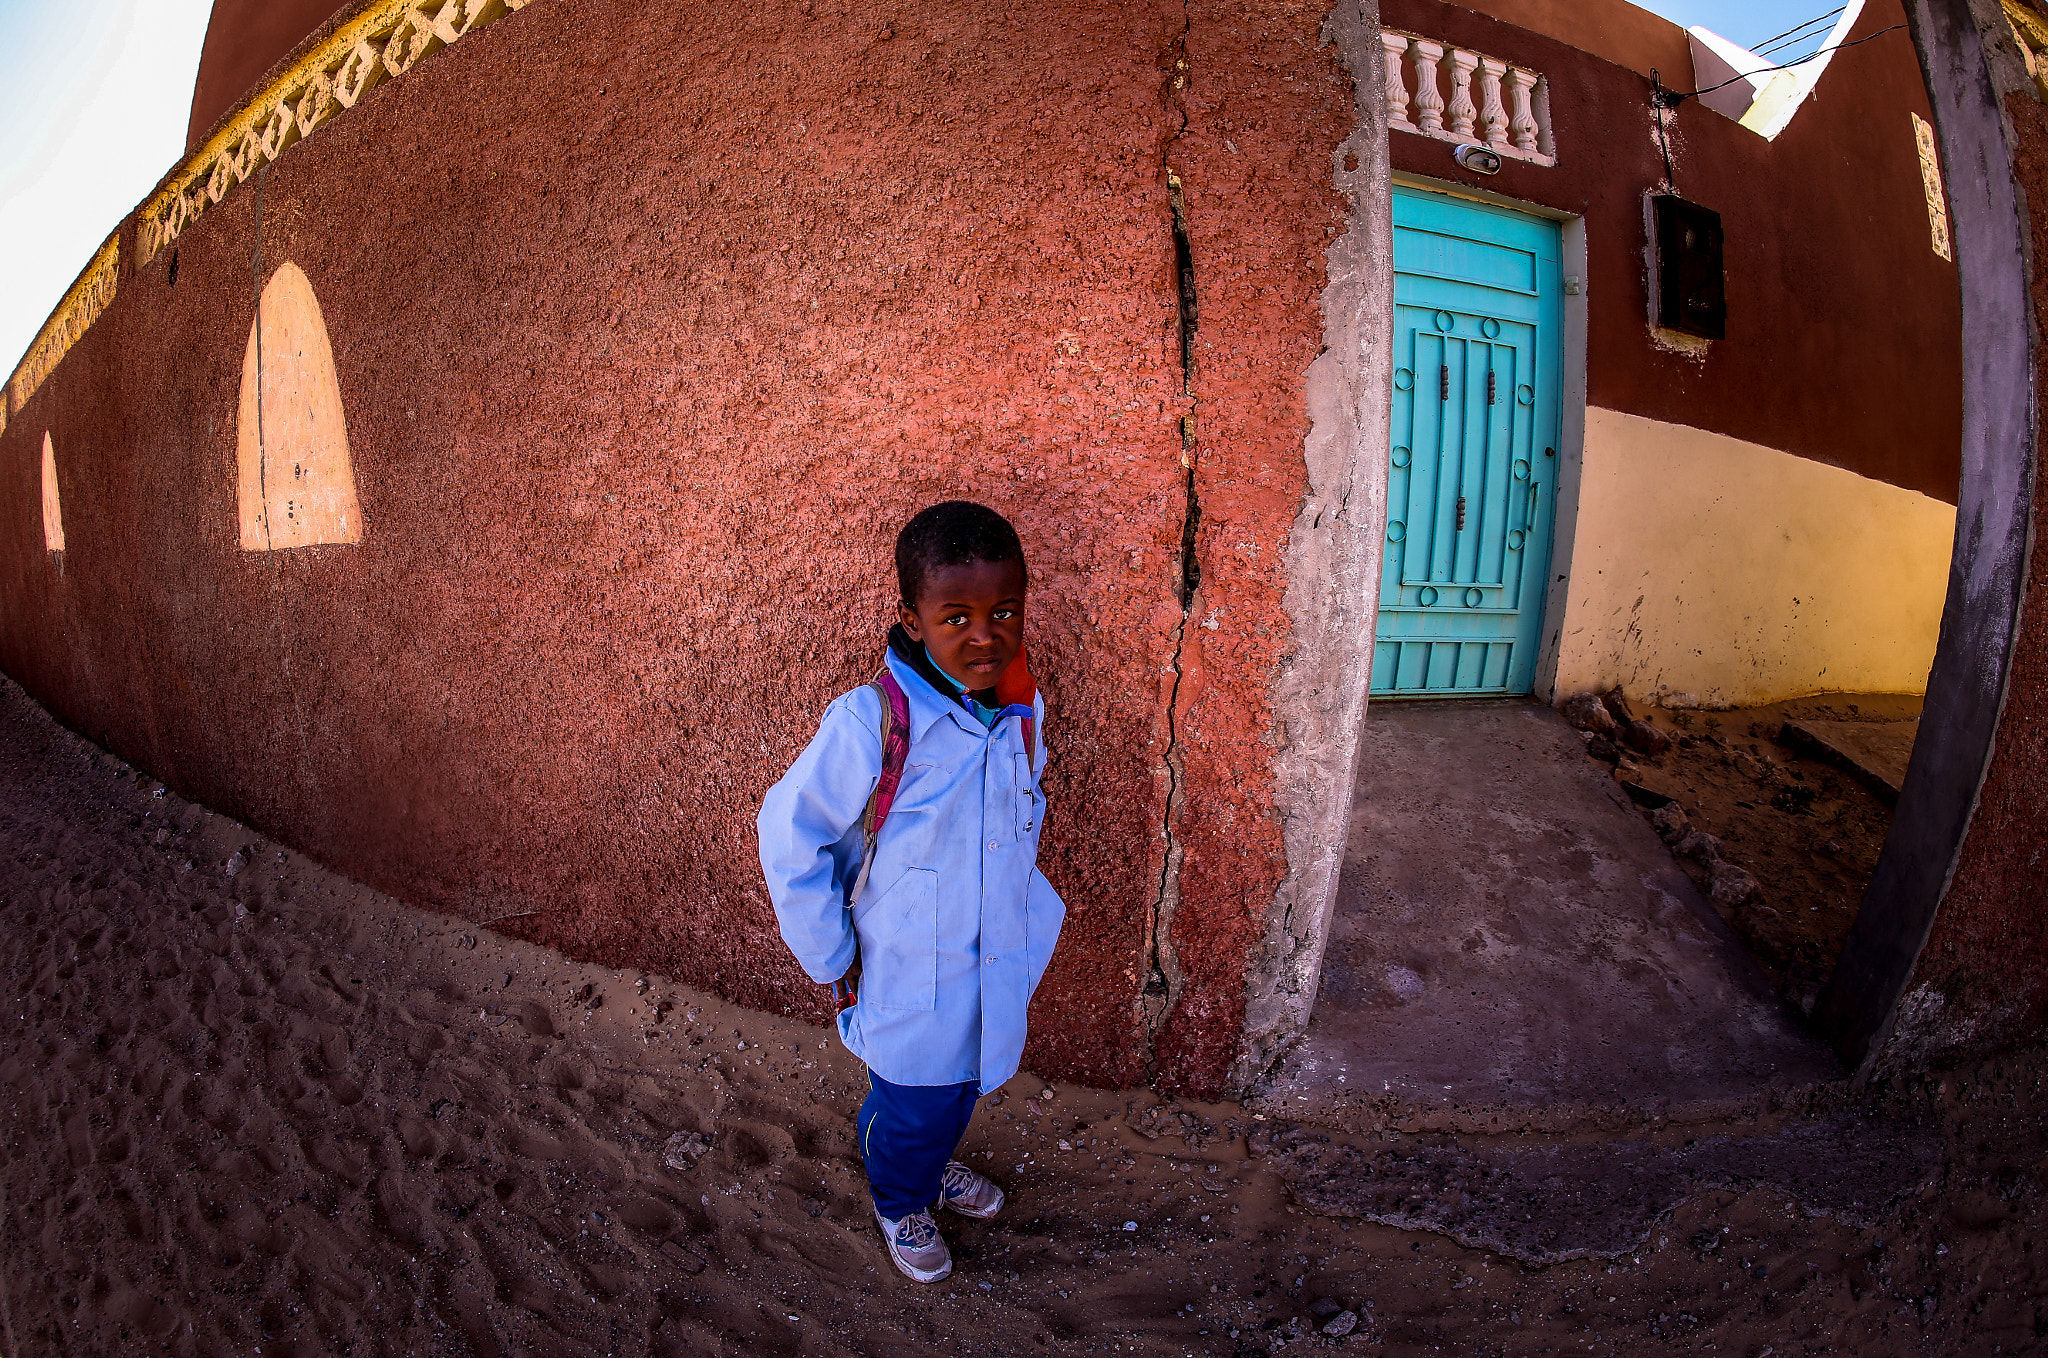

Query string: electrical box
1651 195 1726 340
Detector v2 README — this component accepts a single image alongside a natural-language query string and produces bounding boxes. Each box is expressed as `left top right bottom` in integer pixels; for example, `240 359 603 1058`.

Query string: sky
0 0 213 383
1631 1 1852 61
0 1 1851 381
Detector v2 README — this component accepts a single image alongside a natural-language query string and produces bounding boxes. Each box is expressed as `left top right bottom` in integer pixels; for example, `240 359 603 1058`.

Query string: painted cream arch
41 432 63 553
237 262 363 551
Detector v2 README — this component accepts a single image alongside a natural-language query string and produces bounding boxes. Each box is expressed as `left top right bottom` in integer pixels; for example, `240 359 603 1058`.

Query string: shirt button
988 840 999 851
985 956 997 965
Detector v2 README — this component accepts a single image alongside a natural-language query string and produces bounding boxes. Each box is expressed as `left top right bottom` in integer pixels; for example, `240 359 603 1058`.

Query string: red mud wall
1154 2 1353 1087
1890 90 2048 1062
2 0 1357 1095
1384 0 1964 503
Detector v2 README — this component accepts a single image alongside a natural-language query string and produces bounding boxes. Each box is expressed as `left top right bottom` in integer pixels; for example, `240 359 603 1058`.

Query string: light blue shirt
757 647 1065 1092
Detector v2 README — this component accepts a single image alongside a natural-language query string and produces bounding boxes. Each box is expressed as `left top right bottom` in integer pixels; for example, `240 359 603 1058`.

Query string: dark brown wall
1440 0 1693 79
1384 0 1964 503
186 0 350 152
7 0 1353 1096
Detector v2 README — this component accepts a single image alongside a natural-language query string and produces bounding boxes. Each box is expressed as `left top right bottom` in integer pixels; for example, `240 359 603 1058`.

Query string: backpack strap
844 668 911 913
833 668 910 1014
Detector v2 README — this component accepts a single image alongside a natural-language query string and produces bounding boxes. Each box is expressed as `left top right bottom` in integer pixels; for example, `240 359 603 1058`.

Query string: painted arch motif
236 262 362 551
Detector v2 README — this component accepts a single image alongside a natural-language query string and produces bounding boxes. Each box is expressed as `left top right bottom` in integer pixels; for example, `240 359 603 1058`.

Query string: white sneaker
937 1160 1006 1219
875 1208 952 1283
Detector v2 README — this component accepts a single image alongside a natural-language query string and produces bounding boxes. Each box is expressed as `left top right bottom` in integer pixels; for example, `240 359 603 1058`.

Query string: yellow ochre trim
2002 0 2048 101
7 236 117 417
138 0 536 265
5 1 538 420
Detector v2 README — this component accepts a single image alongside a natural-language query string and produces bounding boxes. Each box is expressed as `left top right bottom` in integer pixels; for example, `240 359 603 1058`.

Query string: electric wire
1655 23 1907 105
1750 6 1847 59
1650 69 1679 192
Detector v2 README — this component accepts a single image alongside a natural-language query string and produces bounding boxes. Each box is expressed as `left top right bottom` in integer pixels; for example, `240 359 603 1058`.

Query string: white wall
1549 407 1955 706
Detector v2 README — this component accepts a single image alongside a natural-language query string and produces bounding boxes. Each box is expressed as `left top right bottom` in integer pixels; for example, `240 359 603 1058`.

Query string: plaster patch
1550 407 1954 706
1235 0 1392 1091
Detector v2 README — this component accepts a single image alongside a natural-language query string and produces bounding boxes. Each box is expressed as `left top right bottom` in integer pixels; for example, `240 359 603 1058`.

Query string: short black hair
895 501 1026 607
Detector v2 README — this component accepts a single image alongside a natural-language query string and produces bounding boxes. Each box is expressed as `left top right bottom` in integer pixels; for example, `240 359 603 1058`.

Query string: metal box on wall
1652 195 1727 340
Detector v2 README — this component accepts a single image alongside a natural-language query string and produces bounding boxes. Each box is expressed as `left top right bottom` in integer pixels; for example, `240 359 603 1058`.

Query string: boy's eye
993 608 1016 621
943 613 969 627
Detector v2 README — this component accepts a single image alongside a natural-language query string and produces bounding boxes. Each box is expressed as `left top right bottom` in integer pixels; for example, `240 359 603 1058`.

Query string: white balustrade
1411 40 1447 135
1382 31 1417 133
1478 57 1509 148
1447 50 1479 139
1379 31 1557 167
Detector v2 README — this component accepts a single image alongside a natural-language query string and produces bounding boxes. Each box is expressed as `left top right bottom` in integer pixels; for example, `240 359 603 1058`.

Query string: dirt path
0 678 2040 1357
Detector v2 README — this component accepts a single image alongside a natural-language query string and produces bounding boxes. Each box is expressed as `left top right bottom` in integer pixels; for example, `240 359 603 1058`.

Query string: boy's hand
830 958 862 1011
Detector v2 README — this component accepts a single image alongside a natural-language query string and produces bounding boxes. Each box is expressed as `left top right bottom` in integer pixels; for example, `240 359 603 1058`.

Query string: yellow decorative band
138 0 534 265
8 236 118 416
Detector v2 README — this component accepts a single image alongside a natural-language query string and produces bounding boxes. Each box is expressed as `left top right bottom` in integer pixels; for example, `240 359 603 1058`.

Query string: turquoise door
1374 187 1563 697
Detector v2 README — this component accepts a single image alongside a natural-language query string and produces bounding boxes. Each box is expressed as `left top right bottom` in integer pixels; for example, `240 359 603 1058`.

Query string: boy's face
900 557 1027 692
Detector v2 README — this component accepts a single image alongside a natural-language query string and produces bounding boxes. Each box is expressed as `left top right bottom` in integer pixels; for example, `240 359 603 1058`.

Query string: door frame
1389 172 1588 702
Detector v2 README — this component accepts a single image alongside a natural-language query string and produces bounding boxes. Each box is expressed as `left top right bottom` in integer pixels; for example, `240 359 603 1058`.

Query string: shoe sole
940 1186 1006 1220
887 1249 952 1284
876 1216 952 1284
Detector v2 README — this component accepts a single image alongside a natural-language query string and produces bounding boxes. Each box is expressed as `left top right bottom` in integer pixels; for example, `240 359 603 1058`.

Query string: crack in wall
1143 20 1201 1070
250 171 324 829
1229 0 1393 1094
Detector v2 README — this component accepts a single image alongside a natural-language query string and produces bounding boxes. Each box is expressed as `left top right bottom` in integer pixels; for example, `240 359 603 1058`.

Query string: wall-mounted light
1452 143 1502 175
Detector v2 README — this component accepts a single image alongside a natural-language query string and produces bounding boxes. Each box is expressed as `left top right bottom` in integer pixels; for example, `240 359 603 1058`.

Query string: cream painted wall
1549 407 1955 707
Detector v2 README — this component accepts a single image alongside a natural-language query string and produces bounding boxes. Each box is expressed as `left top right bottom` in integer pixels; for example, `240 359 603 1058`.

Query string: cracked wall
1224 0 1392 1092
1149 0 1369 1094
0 0 1376 1095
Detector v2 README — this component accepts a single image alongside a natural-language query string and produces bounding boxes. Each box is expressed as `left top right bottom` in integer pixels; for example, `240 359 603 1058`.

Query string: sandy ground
1592 696 1920 1014
1 676 2043 1358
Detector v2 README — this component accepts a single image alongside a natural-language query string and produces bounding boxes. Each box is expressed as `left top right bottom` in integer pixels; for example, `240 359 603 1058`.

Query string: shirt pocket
1013 753 1040 840
854 867 937 1011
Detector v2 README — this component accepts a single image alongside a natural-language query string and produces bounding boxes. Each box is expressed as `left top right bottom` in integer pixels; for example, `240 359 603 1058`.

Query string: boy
756 501 1065 1283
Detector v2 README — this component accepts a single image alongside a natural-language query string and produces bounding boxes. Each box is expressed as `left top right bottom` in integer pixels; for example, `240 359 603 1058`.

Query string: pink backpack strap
835 669 910 1013
844 669 911 914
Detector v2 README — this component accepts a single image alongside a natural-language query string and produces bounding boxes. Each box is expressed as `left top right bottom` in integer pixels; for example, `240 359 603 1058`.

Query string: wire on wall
1644 19 1910 194
1654 23 1908 107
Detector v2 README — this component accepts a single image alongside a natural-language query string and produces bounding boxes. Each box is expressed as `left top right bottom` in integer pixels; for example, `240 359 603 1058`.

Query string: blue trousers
857 1071 980 1220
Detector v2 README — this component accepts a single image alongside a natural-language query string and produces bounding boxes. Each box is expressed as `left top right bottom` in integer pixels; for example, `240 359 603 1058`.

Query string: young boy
756 501 1065 1283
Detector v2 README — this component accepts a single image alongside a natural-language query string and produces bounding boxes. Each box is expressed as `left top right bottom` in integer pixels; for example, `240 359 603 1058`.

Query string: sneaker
875 1208 952 1283
936 1160 1006 1219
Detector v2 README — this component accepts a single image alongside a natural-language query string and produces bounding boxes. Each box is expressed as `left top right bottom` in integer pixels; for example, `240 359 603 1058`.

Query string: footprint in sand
511 998 555 1038
407 1024 453 1064
715 1120 797 1174
103 1287 177 1341
60 1111 91 1168
220 1205 291 1256
541 1056 594 1092
396 1113 446 1160
374 1169 436 1248
305 1133 371 1188
615 1195 676 1234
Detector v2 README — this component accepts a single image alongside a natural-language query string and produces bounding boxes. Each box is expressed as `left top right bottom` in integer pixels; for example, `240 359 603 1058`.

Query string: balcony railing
1380 31 1557 167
